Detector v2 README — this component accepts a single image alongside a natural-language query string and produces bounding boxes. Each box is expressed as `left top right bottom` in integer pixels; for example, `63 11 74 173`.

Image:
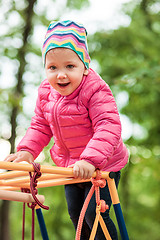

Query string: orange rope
75 170 111 240
76 184 95 240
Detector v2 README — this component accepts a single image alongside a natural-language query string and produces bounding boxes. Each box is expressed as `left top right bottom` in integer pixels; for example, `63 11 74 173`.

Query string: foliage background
0 0 160 239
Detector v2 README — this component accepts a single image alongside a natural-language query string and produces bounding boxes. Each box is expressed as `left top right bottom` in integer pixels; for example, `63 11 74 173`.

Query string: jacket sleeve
80 81 122 169
17 84 53 159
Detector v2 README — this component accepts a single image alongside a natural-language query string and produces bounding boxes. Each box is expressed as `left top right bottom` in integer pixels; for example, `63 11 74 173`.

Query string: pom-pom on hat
42 20 90 69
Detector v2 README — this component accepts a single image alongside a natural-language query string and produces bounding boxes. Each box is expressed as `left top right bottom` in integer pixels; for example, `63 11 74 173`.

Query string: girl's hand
70 160 96 180
4 151 34 164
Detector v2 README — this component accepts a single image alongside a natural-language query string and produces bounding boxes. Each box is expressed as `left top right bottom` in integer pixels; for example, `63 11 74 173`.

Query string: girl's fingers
4 154 17 162
4 151 34 164
73 161 96 179
79 168 84 179
83 169 89 180
73 164 80 178
67 164 74 168
13 157 26 163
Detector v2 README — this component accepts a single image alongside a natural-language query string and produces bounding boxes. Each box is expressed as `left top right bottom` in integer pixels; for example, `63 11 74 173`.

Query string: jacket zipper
53 97 69 167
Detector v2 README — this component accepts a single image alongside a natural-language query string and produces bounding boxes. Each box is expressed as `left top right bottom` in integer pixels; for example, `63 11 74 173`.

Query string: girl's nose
57 71 67 79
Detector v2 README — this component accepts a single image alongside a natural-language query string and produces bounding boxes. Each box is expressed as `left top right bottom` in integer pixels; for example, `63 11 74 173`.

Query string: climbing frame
0 161 129 240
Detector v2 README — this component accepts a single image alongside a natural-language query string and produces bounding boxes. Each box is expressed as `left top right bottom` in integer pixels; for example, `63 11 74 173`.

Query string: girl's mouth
58 82 70 87
57 82 70 88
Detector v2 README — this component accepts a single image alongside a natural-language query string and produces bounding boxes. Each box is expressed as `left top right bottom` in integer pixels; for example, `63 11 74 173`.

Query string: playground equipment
0 161 129 240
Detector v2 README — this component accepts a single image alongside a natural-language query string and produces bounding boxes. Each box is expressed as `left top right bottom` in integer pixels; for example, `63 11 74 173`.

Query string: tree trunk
0 201 11 240
0 1 37 239
140 0 155 32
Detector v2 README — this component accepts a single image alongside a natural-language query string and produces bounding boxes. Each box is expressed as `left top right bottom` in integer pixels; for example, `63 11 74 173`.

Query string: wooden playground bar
0 189 45 203
0 161 111 179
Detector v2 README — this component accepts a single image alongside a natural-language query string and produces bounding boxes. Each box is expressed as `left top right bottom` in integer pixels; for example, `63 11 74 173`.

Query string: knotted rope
75 170 111 240
21 162 49 240
29 162 49 210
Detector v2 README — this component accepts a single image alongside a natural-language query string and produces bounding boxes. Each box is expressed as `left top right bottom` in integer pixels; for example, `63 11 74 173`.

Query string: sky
62 0 131 33
0 0 133 162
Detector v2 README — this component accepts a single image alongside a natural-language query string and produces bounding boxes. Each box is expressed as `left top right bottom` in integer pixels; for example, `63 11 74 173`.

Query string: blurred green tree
89 0 160 239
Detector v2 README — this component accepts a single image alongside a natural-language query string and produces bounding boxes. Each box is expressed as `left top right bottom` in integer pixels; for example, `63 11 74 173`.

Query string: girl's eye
67 64 74 69
50 66 56 70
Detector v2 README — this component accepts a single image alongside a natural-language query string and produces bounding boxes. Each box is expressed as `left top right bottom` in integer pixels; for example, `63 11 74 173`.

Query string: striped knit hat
42 20 90 69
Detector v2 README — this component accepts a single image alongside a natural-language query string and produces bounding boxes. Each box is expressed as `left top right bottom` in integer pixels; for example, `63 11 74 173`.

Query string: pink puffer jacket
17 69 128 172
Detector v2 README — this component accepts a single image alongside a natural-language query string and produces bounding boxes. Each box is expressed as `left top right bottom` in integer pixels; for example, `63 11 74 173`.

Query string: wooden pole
0 189 45 203
0 162 111 179
0 177 90 189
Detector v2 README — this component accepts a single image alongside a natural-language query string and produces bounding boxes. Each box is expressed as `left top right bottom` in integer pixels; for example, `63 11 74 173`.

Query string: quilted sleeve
17 82 52 159
80 81 122 169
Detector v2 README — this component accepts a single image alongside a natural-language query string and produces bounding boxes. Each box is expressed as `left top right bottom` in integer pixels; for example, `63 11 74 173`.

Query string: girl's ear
84 69 89 75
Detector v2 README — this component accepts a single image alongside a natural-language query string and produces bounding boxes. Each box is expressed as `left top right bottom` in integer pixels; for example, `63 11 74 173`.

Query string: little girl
5 20 128 239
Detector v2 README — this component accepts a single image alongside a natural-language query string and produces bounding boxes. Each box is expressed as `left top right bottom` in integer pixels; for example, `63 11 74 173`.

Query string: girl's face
45 48 88 96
